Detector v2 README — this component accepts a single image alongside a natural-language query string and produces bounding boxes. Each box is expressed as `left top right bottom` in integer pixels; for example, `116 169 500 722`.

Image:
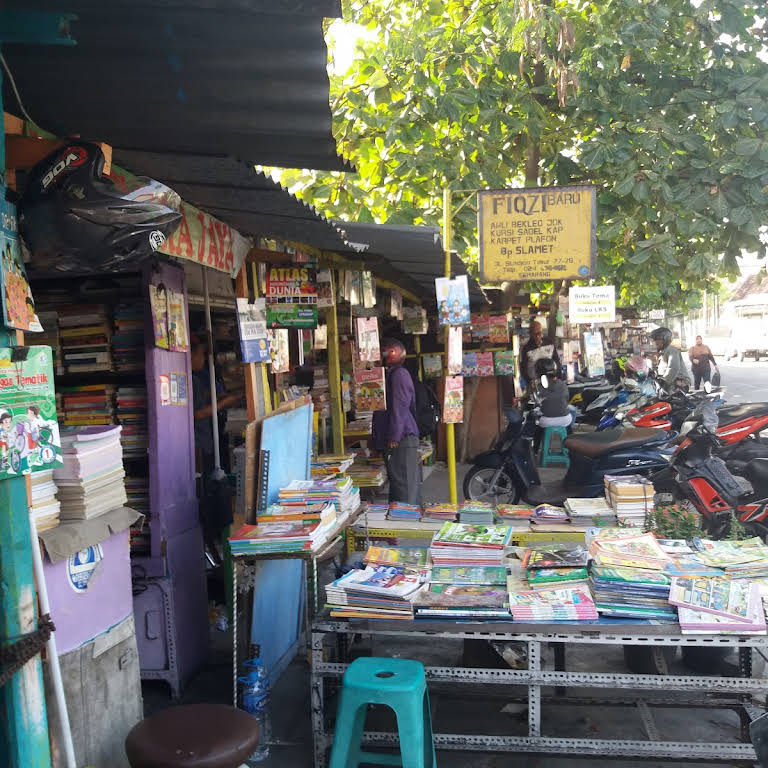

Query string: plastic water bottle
239 658 271 762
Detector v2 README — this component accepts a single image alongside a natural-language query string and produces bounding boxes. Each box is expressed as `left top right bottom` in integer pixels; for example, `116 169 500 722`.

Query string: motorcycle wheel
463 466 520 504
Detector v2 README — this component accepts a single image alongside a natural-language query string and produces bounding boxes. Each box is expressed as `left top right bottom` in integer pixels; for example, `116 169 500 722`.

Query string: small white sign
648 309 665 320
569 285 616 325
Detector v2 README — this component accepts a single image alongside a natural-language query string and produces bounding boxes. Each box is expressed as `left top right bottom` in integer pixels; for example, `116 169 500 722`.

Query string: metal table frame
311 618 768 766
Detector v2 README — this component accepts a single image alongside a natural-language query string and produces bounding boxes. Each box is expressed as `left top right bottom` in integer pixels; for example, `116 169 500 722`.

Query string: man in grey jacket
651 327 691 391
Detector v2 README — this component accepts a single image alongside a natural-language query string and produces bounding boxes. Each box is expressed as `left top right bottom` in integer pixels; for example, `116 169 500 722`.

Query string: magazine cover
316 268 334 308
341 379 352 412
1 200 42 332
470 313 490 342
494 350 516 376
443 375 464 422
476 351 494 376
462 352 479 377
236 298 271 363
402 306 428 334
0 346 63 479
523 548 589 569
265 265 318 328
355 316 380 362
422 355 442 378
354 367 386 411
435 276 471 326
365 546 429 568
488 315 510 344
167 290 189 351
669 577 757 622
415 583 507 607
433 522 513 547
584 331 605 376
447 326 463 374
148 284 170 349
430 566 507 585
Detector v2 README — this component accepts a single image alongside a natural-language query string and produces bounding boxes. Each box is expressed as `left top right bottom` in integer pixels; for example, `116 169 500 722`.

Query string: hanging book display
476 351 494 376
443 375 464 423
361 271 376 308
316 269 334 308
149 284 169 349
402 306 428 334
390 290 403 320
236 297 271 363
494 350 516 376
0 345 63 479
470 313 490 342
447 326 463 375
349 271 362 306
148 284 188 351
435 276 471 326
355 316 380 362
462 352 479 377
488 315 510 344
269 329 290 373
354 367 386 411
422 355 443 378
1 199 42 332
265 265 318 328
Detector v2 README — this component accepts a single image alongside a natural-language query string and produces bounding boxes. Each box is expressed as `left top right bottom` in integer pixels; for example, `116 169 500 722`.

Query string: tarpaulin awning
2 2 350 172
334 222 488 308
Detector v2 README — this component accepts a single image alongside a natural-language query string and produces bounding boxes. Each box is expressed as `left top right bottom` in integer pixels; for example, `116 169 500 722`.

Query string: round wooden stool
125 703 259 768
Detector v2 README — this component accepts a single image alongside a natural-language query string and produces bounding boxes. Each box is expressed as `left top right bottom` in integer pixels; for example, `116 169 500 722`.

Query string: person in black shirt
519 320 561 390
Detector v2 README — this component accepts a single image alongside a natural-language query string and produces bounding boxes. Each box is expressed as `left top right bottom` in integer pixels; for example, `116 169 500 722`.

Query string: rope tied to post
0 613 55 688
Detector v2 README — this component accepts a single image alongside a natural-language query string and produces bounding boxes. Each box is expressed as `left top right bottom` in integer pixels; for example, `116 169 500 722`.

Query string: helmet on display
534 357 558 378
381 337 406 367
20 142 182 272
650 327 673 348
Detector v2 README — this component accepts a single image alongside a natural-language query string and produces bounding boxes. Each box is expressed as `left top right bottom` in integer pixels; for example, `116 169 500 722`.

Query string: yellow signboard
478 185 596 283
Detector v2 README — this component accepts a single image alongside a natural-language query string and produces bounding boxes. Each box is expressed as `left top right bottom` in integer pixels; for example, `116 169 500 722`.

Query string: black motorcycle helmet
534 357 558 378
650 327 673 349
20 142 182 272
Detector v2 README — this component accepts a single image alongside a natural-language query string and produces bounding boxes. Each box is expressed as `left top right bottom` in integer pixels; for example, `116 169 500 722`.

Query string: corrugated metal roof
2 2 349 171
334 222 489 307
113 149 355 252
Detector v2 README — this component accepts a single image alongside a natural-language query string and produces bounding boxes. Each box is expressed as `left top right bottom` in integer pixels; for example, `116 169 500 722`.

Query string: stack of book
111 303 145 373
125 475 150 517
530 504 568 526
422 503 458 523
36 311 64 375
310 453 355 478
53 425 127 520
414 566 510 619
229 518 332 555
604 474 655 526
346 458 386 488
522 548 590 591
564 497 616 527
458 501 495 525
495 505 533 529
260 501 337 529
60 384 115 427
116 387 148 459
363 503 389 523
588 531 670 571
29 469 60 532
364 545 429 569
58 304 113 373
590 565 676 620
430 522 513 567
387 502 422 521
325 565 424 619
278 476 361 516
690 537 768 578
507 587 599 622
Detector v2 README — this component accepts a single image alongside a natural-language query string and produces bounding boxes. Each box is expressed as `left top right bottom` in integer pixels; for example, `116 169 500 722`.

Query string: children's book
442 375 464 423
462 352 479 377
432 522 513 548
364 546 429 568
422 355 443 378
402 306 428 334
488 315 510 344
447 326 462 374
470 313 490 342
669 577 759 622
355 317 380 362
429 566 508 585
435 276 471 326
494 351 516 376
354 367 386 411
476 351 494 377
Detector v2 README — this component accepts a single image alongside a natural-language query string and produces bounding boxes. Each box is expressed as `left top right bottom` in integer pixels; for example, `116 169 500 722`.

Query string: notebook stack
495 505 533 529
325 565 424 620
36 311 64 375
58 304 113 373
430 522 513 567
60 384 115 427
116 387 148 459
507 587 599 622
590 565 676 620
522 548 590 591
229 519 333 555
259 501 337 528
564 497 616 527
54 425 127 520
458 501 495 525
363 503 389 523
278 476 361 517
346 458 386 488
310 453 355 478
690 537 768 579
29 469 60 532
112 303 145 373
414 565 510 619
604 474 655 526
387 502 422 521
422 503 458 523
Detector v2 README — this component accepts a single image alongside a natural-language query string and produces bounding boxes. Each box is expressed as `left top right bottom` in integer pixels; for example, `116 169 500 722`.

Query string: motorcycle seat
742 459 768 490
716 403 768 425
565 426 668 458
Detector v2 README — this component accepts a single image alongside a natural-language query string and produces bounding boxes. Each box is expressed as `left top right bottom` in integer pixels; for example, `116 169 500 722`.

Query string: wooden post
325 269 344 455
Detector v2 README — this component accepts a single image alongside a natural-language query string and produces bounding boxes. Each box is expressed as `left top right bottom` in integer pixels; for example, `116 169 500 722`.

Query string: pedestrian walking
688 334 718 389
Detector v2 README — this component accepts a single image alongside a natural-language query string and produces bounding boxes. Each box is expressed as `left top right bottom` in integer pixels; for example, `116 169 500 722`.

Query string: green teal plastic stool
329 657 437 768
540 426 570 467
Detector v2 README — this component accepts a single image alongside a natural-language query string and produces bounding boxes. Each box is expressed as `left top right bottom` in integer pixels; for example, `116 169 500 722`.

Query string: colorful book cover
462 352 479 377
148 284 169 349
236 297 271 363
433 522 513 548
415 583 508 607
691 537 768 567
265 265 318 328
447 326 463 374
316 268 335 308
422 355 442 378
488 315 509 344
494 350 516 376
355 317 380 362
364 546 429 568
523 549 589 569
341 379 352 412
476 351 494 377
167 290 189 351
592 566 671 585
470 313 490 342
269 329 290 373
402 306 428 334
354 367 386 411
435 276 471 326
1 199 42 332
430 566 508 585
528 567 589 585
669 577 758 622
443 375 464 423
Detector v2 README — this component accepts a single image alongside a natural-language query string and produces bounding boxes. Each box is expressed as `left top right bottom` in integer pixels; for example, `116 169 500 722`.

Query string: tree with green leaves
279 0 768 311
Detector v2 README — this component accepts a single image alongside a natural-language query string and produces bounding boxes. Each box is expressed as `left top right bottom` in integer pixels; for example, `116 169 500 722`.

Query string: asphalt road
714 359 768 403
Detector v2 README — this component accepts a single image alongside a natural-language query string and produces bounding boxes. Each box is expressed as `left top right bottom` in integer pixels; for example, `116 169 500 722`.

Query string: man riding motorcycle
651 327 691 392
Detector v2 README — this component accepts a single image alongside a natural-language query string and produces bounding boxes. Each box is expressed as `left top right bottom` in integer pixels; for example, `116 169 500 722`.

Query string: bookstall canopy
2 1 351 172
335 222 488 308
114 151 355 254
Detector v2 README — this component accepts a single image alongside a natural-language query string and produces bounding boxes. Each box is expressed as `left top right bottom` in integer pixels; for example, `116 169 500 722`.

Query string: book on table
429 566 508 585
507 587 599 621
522 548 589 569
668 576 760 623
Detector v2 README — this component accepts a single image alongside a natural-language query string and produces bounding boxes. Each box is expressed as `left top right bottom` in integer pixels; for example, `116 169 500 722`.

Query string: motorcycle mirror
703 381 712 394
540 375 549 389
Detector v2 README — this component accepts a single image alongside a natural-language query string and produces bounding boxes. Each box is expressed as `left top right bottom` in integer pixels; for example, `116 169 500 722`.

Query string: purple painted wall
44 530 132 655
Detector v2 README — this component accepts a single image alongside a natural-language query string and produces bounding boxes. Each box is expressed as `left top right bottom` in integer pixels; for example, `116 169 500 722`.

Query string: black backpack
411 374 441 438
